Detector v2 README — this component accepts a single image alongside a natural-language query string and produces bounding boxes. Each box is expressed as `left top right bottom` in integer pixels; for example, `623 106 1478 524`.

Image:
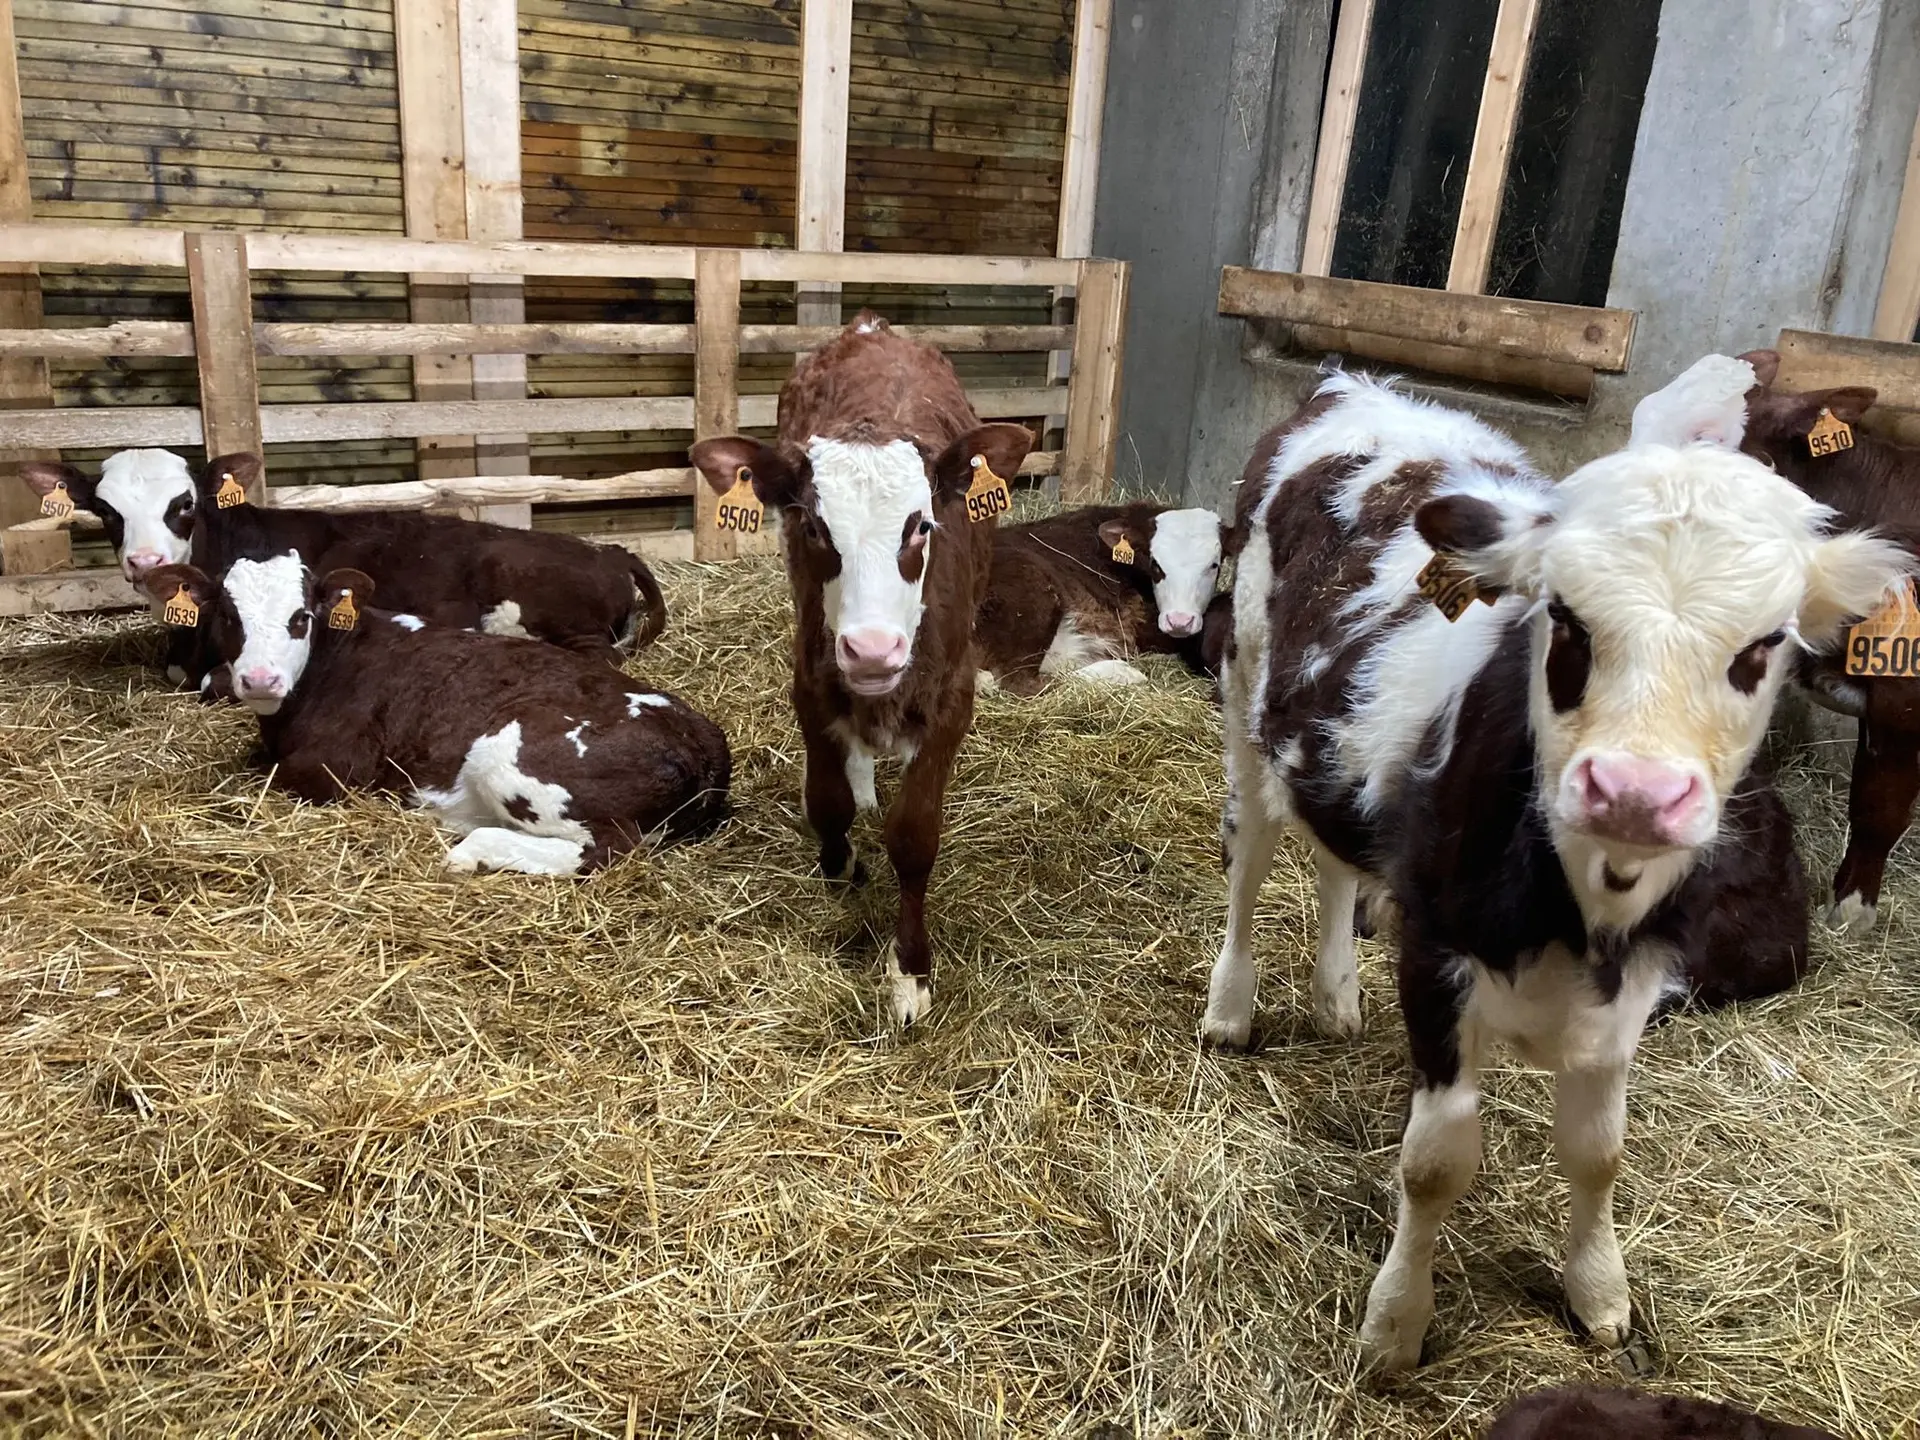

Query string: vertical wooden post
459 0 529 488
1872 107 1920 343
186 233 264 498
396 0 477 479
1446 0 1542 294
795 0 852 328
1298 0 1376 277
693 248 742 563
1061 259 1129 503
1047 0 1113 444
0 0 53 532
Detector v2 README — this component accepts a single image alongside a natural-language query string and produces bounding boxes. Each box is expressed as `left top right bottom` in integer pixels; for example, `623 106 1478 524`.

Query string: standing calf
690 313 1032 1026
141 555 729 872
1206 374 1905 1371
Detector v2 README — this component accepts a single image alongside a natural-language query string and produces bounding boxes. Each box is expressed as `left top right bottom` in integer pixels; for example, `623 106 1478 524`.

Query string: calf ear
932 423 1035 501
203 452 262 505
1095 516 1142 561
314 567 375 610
18 461 95 511
1801 529 1917 644
688 437 808 508
1736 349 1782 389
1818 386 1878 424
1415 490 1550 591
141 562 215 609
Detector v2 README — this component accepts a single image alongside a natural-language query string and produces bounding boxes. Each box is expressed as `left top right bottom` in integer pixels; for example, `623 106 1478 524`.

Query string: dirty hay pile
1 554 1916 1439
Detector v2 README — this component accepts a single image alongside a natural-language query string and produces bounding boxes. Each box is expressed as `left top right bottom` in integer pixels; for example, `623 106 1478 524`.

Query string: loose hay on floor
0 559 1916 1439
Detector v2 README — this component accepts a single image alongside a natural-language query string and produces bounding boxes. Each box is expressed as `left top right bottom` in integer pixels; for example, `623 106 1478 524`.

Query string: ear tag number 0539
714 466 763 534
965 455 1011 524
162 586 200 629
1845 582 1920 677
1808 407 1855 458
328 589 359 631
39 481 74 520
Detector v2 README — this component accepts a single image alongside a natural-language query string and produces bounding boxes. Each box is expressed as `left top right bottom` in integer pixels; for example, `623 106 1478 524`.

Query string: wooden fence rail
0 224 1129 606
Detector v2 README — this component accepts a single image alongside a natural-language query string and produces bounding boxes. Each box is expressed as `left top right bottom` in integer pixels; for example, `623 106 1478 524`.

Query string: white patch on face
807 437 932 652
482 600 529 638
1147 508 1222 634
627 691 671 716
96 448 195 578
224 552 312 715
413 720 588 846
390 614 425 631
565 719 590 757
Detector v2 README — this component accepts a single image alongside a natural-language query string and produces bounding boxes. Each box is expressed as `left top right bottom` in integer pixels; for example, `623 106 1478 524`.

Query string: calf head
19 448 197 582
140 554 372 716
1636 350 1880 476
1419 445 1909 886
692 424 1033 695
1731 350 1879 474
1098 507 1225 637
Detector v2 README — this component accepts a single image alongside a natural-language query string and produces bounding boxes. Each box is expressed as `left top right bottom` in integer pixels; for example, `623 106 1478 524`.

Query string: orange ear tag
964 455 1011 524
161 586 200 628
328 589 359 631
1845 582 1920 677
39 481 74 520
1416 553 1491 623
215 470 248 509
1110 536 1136 564
1807 407 1855 457
714 465 763 534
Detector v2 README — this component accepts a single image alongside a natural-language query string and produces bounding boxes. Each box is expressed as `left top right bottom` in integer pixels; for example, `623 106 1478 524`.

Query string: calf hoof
1312 993 1364 1040
822 847 866 888
884 943 933 1028
1200 1007 1253 1051
1357 1311 1426 1376
1823 892 1877 939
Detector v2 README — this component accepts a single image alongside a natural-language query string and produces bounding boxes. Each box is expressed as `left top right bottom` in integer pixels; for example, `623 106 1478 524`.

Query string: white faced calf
21 448 196 582
1207 374 1909 1372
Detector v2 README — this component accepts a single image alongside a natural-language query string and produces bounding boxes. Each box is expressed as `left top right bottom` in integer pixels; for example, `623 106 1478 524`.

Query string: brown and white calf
22 450 667 684
1485 1386 1842 1440
140 555 729 871
1205 373 1906 1371
689 313 1033 1026
1638 350 1920 936
975 503 1224 693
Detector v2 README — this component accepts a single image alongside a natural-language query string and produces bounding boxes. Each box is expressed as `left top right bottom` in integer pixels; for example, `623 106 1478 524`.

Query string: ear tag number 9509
715 466 763 534
964 456 1011 524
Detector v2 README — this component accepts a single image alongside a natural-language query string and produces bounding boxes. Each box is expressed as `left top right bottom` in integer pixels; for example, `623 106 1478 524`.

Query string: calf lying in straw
975 502 1223 694
1485 1385 1841 1440
143 556 730 873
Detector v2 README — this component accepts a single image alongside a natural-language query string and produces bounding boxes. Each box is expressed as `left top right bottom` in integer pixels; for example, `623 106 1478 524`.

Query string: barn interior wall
1094 0 1920 512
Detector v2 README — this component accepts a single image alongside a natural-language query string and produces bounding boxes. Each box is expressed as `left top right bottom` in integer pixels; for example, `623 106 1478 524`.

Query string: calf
689 312 1033 1027
1204 373 1906 1372
975 503 1224 693
1638 350 1920 935
22 451 667 683
140 556 729 872
1486 1386 1841 1440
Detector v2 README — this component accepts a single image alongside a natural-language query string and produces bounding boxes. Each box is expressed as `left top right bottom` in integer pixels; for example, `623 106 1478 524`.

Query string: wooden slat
1298 0 1375 277
1219 266 1636 371
460 0 528 478
746 323 1071 354
1055 0 1110 260
0 0 52 531
796 0 853 326
693 247 743 562
1871 108 1920 344
272 467 696 512
1774 329 1920 414
1061 259 1128 503
0 565 141 617
1446 0 1542 294
185 232 264 489
258 395 697 444
0 406 203 447
0 321 196 356
1291 323 1591 400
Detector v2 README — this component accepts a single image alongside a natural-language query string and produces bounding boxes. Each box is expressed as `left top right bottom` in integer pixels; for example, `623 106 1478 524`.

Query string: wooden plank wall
13 0 413 490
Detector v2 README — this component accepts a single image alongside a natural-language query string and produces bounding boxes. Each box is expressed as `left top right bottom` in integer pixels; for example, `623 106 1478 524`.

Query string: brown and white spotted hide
142 556 728 873
688 312 1034 1028
1203 371 1909 1375
1485 1386 1842 1440
975 502 1225 694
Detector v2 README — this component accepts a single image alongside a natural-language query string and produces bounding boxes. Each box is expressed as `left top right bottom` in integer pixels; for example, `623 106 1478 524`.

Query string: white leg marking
480 600 530 638
446 827 586 875
1204 794 1281 1049
885 941 932 1028
1556 1063 1633 1350
1312 850 1364 1038
1071 658 1149 687
413 721 590 845
846 749 878 812
1824 891 1877 937
1361 1081 1483 1373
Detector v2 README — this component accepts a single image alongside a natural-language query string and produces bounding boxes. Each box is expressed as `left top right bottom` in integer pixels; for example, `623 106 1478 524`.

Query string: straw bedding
0 540 1916 1438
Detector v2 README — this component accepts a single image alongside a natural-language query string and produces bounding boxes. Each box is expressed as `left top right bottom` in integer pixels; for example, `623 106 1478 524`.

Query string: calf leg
1555 1062 1633 1350
1829 720 1920 936
1204 715 1279 1048
446 828 587 875
882 739 958 1028
1312 848 1364 1038
1361 1078 1482 1373
802 727 862 884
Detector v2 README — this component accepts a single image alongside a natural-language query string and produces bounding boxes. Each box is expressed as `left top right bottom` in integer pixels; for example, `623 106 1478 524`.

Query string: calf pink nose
237 667 284 697
124 550 163 577
1161 610 1200 637
1574 753 1703 845
837 628 909 674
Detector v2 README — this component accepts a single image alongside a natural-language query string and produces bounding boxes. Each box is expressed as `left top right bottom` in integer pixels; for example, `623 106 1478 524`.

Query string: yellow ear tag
1110 536 1135 564
161 585 200 628
1845 581 1920 677
1416 553 1493 623
215 470 248 509
714 465 763 534
328 589 359 631
964 455 1011 524
38 481 74 520
1807 407 1855 457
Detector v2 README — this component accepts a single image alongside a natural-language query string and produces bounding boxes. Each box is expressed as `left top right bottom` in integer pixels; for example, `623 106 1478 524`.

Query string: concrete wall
1092 0 1920 513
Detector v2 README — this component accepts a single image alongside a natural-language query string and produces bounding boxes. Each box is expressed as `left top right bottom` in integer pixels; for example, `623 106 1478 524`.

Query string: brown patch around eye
1545 600 1591 713
1727 632 1782 695
897 510 929 583
289 612 311 639
1149 561 1165 583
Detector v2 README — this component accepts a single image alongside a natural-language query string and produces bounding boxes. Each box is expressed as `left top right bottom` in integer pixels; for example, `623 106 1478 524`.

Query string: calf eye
289 612 311 639
1544 596 1591 713
1149 561 1166 582
900 511 933 551
1727 629 1785 695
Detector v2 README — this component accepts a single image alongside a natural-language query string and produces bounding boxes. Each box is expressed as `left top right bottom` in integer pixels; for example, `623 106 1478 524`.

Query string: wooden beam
795 0 853 327
0 321 196 358
1447 0 1542 294
1774 328 1920 414
1872 107 1920 344
459 0 529 477
0 407 203 448
0 0 52 530
693 248 743 562
1218 266 1636 371
273 468 698 512
1290 323 1591 399
185 232 264 490
1298 0 1376 277
1056 0 1112 261
258 396 696 445
2 523 72 577
0 566 142 617
1061 259 1129 503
